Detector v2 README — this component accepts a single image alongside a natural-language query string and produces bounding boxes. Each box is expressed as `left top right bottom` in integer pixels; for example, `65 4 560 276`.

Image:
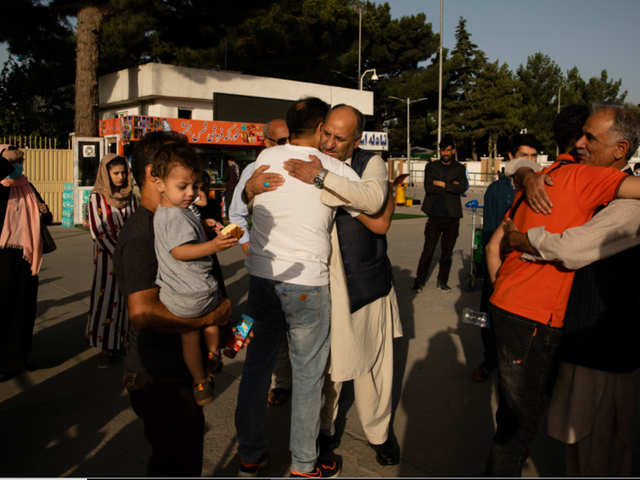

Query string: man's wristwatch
313 168 328 189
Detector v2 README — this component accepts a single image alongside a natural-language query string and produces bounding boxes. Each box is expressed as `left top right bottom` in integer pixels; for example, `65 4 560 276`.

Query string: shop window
178 108 192 119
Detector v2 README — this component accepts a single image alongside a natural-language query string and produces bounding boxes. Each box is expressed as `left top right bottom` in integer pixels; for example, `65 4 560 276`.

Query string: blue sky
375 0 639 103
2 1 638 103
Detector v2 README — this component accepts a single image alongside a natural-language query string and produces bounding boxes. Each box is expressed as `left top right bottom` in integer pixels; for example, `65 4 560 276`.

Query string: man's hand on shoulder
499 219 540 258
284 154 323 184
520 170 554 215
243 165 285 203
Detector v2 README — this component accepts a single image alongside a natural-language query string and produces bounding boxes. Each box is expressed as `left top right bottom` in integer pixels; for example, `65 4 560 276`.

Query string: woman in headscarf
85 153 137 366
0 145 52 380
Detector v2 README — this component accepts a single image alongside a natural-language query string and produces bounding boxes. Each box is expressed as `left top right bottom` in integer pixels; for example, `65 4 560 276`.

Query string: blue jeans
236 275 331 473
486 304 563 475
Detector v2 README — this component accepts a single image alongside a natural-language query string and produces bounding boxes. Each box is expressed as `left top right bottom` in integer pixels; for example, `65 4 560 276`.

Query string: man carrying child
114 132 233 476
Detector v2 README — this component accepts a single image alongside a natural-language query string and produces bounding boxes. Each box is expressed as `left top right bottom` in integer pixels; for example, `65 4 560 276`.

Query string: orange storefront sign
100 116 265 146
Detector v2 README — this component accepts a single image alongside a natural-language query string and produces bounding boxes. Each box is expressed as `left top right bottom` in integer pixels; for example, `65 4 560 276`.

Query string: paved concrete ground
2 186 640 476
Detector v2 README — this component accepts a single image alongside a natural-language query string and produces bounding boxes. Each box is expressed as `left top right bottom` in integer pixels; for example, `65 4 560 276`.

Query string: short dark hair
440 135 455 149
553 104 590 154
286 97 329 138
106 155 127 171
131 130 189 187
329 104 365 139
151 142 201 180
196 169 211 188
511 133 542 156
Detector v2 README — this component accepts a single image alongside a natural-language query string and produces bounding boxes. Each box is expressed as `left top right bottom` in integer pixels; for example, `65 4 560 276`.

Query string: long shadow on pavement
399 330 494 475
38 275 64 287
391 266 416 424
31 312 92 370
0 355 131 477
37 290 91 320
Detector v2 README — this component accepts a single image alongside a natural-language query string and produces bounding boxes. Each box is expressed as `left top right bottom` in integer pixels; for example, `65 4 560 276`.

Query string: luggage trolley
464 199 484 290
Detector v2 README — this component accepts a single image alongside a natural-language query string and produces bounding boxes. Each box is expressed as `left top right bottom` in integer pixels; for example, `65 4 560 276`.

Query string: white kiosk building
99 62 374 123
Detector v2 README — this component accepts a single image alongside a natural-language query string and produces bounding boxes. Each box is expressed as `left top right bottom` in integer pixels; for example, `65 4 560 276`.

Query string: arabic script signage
359 131 388 151
100 116 265 146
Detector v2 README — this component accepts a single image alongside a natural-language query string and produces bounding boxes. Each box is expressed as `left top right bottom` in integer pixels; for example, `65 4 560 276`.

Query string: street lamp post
358 4 362 85
360 68 378 90
437 0 444 154
389 95 428 185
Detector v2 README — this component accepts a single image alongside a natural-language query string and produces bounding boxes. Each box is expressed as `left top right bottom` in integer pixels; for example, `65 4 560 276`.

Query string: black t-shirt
114 206 190 381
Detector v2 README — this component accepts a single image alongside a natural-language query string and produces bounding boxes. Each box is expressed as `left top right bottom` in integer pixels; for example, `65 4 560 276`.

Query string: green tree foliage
442 17 487 159
515 56 628 153
516 52 563 153
0 0 632 152
0 58 74 138
216 1 437 86
581 69 627 105
100 0 274 73
377 65 440 156
0 1 75 139
468 60 522 159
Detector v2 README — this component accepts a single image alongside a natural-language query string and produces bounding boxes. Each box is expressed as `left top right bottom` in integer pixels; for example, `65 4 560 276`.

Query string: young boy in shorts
152 143 238 405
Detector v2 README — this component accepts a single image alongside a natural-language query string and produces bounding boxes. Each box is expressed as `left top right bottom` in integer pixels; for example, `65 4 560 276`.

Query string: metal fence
2 137 74 223
467 172 500 186
392 157 501 188
1 135 71 149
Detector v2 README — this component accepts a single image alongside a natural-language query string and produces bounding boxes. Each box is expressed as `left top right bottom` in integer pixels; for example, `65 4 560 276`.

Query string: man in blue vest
285 104 403 466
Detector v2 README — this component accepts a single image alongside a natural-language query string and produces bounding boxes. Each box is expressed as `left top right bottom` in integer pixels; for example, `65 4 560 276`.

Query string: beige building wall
146 99 214 120
99 62 374 120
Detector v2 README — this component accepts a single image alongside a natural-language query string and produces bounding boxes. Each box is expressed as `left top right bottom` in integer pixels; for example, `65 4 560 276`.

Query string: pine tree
442 17 487 160
468 60 522 161
516 52 562 153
